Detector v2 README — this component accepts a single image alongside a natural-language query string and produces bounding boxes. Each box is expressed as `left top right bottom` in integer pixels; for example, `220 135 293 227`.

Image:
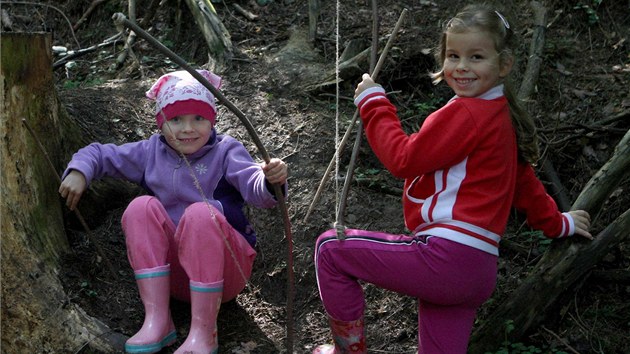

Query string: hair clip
495 11 510 29
445 17 454 29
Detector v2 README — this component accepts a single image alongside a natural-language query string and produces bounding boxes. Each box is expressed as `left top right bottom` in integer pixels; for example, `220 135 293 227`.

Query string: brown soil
6 0 630 353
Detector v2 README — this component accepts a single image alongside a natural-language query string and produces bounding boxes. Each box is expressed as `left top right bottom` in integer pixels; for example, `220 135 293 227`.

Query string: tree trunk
0 32 127 353
470 128 630 352
183 0 233 72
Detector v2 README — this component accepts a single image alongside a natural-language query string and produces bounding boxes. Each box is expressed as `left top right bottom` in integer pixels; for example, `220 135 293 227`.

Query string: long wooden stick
334 0 380 238
21 118 117 278
111 13 295 352
304 8 408 224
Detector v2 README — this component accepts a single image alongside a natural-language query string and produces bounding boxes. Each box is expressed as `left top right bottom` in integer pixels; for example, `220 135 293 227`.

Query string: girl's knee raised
184 202 222 220
123 196 160 220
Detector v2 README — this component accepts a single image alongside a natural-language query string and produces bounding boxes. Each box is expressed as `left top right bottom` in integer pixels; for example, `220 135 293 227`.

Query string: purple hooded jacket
63 130 283 247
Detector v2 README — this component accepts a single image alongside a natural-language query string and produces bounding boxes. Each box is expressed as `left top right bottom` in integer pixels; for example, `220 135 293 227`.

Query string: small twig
541 325 581 354
72 0 108 31
317 93 354 102
21 118 117 279
498 238 537 256
353 177 402 196
538 109 630 134
233 3 258 21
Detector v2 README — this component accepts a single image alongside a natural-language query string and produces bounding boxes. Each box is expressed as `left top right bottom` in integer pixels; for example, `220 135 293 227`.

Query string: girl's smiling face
443 29 512 98
161 114 213 154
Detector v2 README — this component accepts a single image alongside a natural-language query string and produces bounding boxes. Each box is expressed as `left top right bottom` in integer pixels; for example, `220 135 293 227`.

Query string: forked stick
304 8 408 224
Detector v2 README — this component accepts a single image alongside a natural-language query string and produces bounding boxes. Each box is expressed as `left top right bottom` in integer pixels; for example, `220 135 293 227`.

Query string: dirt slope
5 0 628 353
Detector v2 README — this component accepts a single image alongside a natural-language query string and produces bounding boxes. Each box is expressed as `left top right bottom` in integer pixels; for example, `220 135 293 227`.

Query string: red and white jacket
355 85 574 256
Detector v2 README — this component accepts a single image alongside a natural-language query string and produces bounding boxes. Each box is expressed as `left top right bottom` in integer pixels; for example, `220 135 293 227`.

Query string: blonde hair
431 4 540 164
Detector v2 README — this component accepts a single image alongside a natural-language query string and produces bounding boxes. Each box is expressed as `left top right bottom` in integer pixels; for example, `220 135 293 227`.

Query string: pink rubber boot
174 280 223 354
125 265 176 353
312 316 366 354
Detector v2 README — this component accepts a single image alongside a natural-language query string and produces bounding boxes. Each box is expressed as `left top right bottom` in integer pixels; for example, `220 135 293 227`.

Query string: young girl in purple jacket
59 69 287 354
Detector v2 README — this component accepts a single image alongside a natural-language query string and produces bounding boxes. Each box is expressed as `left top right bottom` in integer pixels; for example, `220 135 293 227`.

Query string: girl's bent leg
417 301 477 354
177 203 256 302
122 196 176 270
315 229 446 320
314 228 497 353
122 196 190 300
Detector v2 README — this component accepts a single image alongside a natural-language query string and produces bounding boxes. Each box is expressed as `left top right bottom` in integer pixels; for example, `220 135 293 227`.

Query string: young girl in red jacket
312 4 592 354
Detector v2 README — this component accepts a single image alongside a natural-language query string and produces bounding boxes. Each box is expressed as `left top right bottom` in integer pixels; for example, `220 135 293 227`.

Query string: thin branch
538 109 630 134
519 1 572 212
53 33 123 69
232 3 257 21
72 0 108 31
541 326 581 354
334 0 381 236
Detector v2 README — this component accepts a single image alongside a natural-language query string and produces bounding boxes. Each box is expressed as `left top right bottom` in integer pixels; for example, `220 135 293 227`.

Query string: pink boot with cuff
174 280 223 354
125 265 176 353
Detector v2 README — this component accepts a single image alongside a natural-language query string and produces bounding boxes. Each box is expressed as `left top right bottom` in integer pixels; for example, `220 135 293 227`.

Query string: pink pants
121 196 256 302
314 229 497 353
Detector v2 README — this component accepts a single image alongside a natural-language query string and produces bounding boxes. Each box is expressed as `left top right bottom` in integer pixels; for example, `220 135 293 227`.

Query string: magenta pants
121 196 256 302
314 228 497 353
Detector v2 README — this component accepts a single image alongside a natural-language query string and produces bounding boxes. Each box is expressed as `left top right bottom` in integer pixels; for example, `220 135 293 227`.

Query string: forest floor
6 0 630 353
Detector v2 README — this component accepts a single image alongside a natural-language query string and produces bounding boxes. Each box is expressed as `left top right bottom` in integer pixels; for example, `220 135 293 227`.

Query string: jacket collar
449 84 505 103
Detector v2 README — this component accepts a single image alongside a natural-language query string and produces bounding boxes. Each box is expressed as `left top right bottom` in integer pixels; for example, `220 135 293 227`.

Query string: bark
183 0 233 72
0 32 127 353
517 1 547 100
308 0 321 41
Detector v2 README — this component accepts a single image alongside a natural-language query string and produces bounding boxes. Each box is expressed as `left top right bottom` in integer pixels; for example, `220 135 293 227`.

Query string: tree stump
0 32 127 353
